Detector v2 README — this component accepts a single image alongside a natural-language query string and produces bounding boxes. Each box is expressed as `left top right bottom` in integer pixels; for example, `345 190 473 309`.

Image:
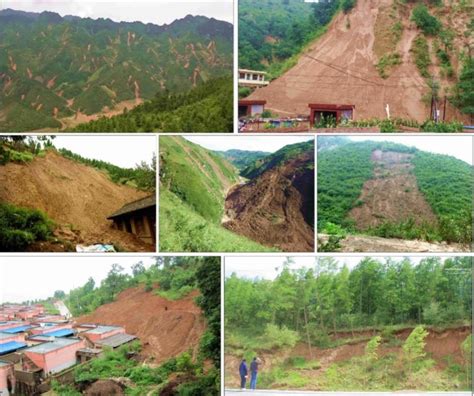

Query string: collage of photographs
0 0 472 395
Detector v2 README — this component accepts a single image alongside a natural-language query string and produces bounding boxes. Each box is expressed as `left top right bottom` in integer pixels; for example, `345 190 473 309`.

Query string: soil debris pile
76 287 206 363
349 150 438 229
223 152 314 252
0 150 153 251
247 0 470 122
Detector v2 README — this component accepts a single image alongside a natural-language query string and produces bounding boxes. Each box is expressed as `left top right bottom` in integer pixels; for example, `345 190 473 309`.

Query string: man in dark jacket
250 357 260 389
239 358 248 389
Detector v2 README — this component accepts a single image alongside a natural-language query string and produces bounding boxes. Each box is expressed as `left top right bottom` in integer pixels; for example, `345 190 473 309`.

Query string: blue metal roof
2 325 32 334
0 341 27 355
42 329 74 338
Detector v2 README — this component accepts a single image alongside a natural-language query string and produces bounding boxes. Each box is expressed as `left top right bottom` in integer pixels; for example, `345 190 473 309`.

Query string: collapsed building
107 195 156 245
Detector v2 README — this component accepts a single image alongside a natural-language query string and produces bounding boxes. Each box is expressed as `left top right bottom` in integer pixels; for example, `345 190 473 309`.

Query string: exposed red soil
223 153 315 252
295 326 471 369
349 150 438 229
247 0 470 123
0 150 154 252
84 380 125 395
225 326 470 388
54 99 144 131
76 287 206 363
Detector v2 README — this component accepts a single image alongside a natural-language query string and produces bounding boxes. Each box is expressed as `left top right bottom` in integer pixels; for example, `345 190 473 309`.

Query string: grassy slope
241 139 314 179
160 136 238 222
159 136 276 252
159 189 277 252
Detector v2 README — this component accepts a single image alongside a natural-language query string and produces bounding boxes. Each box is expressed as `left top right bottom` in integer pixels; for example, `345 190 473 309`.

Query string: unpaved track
318 233 469 252
0 150 153 252
247 0 465 122
76 287 206 363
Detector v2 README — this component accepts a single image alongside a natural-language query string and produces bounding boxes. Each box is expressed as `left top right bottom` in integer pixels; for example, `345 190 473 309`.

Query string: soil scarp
222 153 314 252
0 150 154 252
76 287 206 363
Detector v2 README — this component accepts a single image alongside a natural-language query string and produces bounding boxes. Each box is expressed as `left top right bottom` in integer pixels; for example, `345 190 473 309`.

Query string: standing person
250 357 260 390
239 358 248 390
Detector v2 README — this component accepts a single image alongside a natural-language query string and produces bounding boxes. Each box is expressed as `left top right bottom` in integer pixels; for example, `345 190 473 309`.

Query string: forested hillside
50 257 221 395
216 149 270 170
239 0 340 78
0 9 233 131
317 139 472 249
225 257 472 391
70 76 233 132
241 140 314 179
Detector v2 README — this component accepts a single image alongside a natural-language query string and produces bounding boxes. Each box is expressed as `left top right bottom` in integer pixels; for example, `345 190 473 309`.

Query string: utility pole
430 75 442 123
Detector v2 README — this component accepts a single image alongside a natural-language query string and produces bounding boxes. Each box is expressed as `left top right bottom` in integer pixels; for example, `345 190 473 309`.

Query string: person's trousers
250 373 258 389
240 375 247 389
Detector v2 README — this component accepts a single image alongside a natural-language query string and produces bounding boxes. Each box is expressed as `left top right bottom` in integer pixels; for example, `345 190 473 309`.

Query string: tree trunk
303 306 313 360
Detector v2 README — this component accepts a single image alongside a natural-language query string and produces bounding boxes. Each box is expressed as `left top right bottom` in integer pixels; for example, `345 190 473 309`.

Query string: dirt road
318 233 469 252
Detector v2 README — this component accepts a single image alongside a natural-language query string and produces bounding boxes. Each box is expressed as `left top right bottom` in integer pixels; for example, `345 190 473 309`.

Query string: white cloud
182 135 314 153
51 135 156 168
0 256 157 303
2 1 234 24
337 135 473 164
225 256 437 280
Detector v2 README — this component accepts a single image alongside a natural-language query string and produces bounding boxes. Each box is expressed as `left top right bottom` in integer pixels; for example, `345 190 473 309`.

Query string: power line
301 53 427 89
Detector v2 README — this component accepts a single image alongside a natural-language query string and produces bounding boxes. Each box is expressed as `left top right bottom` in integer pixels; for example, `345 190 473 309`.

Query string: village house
308 103 355 126
23 338 85 375
82 325 137 350
238 99 267 118
0 361 15 396
0 331 28 356
238 69 269 88
107 195 156 245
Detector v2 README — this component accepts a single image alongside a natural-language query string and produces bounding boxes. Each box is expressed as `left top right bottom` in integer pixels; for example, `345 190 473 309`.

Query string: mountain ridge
0 8 233 131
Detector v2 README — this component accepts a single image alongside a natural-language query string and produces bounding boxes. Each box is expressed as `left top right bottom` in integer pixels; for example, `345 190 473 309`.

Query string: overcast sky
342 136 473 164
183 136 314 152
50 135 155 168
2 0 233 24
225 256 440 280
0 256 157 303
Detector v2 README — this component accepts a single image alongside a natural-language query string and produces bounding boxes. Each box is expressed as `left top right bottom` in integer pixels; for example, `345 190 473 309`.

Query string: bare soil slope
76 287 206 363
223 154 314 252
247 0 469 122
0 150 153 252
225 326 470 389
348 150 437 229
